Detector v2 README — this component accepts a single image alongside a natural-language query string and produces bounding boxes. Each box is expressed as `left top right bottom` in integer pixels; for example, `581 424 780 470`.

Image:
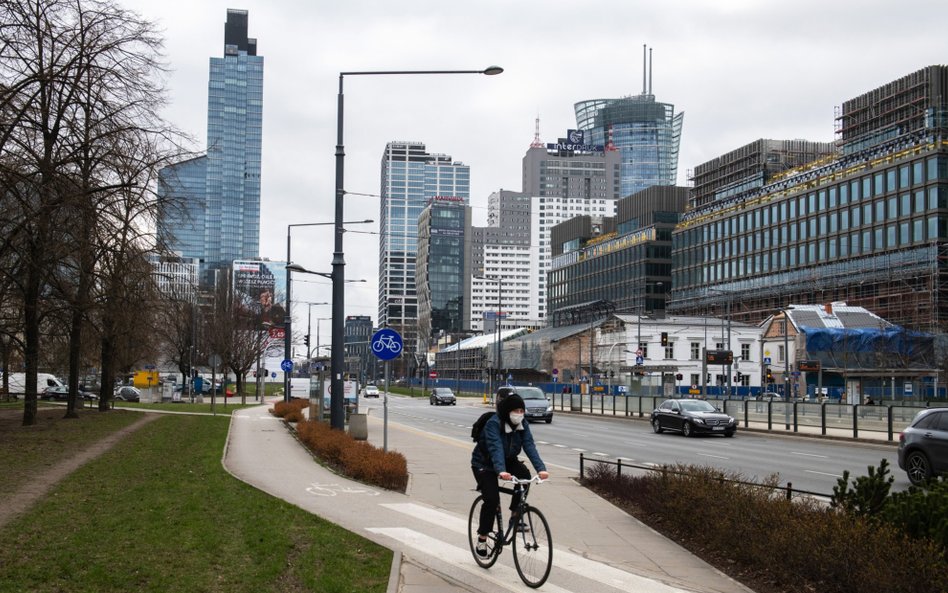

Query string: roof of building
785 302 892 330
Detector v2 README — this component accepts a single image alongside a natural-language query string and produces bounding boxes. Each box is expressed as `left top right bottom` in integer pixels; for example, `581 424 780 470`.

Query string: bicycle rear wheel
468 495 501 568
512 505 552 588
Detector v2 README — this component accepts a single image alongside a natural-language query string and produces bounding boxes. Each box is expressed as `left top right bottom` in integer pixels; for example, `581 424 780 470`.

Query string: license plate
712 426 724 431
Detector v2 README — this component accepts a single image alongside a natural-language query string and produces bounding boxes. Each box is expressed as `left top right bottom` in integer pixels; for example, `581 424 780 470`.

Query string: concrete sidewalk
223 399 755 593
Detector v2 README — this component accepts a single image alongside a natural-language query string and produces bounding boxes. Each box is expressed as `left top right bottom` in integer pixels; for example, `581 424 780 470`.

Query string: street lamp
284 261 365 402
332 65 503 428
304 303 330 360
475 275 503 398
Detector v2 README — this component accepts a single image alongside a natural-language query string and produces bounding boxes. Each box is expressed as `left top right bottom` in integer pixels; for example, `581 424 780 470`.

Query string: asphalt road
361 395 908 496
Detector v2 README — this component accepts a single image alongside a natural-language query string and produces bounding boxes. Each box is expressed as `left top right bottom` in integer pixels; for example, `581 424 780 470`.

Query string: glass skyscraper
379 141 470 371
157 9 263 278
575 93 683 198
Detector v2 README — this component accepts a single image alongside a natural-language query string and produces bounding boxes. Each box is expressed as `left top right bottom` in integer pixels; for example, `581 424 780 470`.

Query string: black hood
498 393 525 427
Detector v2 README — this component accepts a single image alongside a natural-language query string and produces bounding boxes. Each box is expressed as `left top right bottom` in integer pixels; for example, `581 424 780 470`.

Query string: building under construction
671 65 948 335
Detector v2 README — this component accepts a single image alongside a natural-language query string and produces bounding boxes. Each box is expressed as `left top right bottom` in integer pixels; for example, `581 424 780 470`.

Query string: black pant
472 458 530 537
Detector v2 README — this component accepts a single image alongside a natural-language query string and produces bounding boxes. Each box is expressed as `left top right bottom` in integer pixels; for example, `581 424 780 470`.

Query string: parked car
898 407 948 485
651 398 737 437
757 391 783 400
362 384 380 398
429 387 456 406
114 386 141 402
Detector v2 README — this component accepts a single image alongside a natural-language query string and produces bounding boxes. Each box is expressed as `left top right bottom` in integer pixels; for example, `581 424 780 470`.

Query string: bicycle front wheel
512 505 552 588
468 495 501 568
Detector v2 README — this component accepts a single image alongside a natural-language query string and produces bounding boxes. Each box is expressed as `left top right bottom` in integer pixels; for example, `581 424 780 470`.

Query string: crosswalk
370 503 695 593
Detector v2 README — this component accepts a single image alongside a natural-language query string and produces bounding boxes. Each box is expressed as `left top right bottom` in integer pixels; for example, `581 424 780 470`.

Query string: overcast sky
122 0 947 325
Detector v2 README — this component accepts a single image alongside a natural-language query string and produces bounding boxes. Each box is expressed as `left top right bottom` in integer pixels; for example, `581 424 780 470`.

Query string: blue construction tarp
802 326 935 369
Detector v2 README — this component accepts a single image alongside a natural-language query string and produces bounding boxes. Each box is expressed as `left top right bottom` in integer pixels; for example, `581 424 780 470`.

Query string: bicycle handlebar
502 475 546 485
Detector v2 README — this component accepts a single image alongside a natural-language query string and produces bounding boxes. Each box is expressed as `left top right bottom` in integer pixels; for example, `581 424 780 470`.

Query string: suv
495 386 553 423
898 407 948 485
362 384 380 398
429 387 456 406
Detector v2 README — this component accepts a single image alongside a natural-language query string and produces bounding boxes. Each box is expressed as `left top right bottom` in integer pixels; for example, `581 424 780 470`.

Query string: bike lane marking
366 526 574 593
379 503 696 593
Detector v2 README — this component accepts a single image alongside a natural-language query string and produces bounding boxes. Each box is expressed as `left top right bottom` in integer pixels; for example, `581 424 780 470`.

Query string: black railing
578 454 833 501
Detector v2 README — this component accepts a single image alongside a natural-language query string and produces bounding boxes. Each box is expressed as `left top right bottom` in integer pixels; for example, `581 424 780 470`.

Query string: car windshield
517 387 547 401
679 400 716 412
433 388 452 394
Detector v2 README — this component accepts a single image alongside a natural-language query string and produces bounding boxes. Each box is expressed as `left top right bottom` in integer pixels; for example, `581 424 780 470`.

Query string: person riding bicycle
471 391 549 556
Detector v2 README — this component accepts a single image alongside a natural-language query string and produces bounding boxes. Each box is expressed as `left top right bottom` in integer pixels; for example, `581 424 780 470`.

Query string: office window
741 343 750 361
691 342 700 360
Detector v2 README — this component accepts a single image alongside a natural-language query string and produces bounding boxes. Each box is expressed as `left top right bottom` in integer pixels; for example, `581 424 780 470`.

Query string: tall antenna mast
530 116 543 148
642 44 647 95
649 47 653 95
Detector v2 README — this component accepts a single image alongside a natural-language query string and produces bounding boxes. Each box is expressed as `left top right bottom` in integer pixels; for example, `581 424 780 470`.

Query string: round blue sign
281 359 293 372
371 328 403 361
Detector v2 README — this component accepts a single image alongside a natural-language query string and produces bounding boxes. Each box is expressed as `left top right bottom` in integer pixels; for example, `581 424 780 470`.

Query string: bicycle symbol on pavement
305 483 380 497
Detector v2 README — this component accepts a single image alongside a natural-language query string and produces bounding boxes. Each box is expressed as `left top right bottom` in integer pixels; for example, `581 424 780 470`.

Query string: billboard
232 260 288 327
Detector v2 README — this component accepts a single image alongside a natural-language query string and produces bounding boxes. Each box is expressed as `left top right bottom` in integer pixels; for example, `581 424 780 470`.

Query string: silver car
898 408 948 485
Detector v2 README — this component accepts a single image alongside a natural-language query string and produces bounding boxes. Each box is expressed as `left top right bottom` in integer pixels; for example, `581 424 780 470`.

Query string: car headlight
693 417 705 425
728 417 736 424
546 405 553 412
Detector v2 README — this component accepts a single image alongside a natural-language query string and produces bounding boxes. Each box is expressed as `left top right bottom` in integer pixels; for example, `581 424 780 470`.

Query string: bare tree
0 0 188 423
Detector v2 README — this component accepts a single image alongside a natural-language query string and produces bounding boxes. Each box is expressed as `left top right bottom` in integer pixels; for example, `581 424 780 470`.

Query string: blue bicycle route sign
371 328 403 361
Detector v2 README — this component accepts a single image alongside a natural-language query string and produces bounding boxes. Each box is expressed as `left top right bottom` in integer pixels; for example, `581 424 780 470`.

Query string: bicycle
467 475 552 588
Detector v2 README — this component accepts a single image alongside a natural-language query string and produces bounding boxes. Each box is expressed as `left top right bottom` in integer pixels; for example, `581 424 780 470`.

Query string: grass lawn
0 412 392 593
114 400 262 415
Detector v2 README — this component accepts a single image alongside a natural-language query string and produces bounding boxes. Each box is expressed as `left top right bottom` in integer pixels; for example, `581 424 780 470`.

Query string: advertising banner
232 260 288 327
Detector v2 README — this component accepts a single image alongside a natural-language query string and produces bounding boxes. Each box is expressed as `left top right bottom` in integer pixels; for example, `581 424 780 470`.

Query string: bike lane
224 402 755 593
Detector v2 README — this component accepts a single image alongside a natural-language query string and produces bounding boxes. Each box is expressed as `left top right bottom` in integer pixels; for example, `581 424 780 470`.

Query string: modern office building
149 253 201 301
548 186 690 320
344 315 373 383
378 141 470 374
671 65 948 334
416 197 472 354
157 9 263 281
574 50 683 198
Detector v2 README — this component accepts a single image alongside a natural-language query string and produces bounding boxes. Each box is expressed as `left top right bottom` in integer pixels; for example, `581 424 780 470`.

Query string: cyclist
471 392 549 556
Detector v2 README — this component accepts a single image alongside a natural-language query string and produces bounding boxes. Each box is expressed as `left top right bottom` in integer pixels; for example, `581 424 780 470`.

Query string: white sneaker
476 539 489 557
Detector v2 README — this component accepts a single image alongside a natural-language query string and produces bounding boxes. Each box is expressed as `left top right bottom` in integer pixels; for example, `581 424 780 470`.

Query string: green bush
582 461 948 593
882 476 948 551
830 458 894 517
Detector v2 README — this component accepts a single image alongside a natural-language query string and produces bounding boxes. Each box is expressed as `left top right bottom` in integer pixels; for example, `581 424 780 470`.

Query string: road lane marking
591 452 610 457
805 470 844 478
367 525 694 593
697 453 729 460
791 451 828 458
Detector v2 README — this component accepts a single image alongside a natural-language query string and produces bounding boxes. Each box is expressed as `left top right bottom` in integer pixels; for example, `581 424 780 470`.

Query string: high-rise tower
158 9 263 279
379 141 470 371
574 46 683 198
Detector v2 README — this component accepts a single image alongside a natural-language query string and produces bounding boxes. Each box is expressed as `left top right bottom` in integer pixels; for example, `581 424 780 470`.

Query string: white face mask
509 413 524 425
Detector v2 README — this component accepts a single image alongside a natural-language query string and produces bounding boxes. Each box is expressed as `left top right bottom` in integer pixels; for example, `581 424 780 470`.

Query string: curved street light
330 65 503 429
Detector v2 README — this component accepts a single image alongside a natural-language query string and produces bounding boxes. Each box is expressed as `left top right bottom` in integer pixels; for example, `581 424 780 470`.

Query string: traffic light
675 373 683 381
765 368 774 382
303 334 310 347
660 332 668 347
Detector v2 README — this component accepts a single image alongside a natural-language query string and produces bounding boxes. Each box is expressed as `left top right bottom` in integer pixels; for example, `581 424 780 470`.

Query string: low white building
599 314 763 397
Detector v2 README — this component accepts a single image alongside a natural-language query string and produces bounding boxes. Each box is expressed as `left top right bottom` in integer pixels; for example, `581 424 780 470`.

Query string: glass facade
379 142 470 360
416 199 469 350
575 95 683 198
156 10 262 278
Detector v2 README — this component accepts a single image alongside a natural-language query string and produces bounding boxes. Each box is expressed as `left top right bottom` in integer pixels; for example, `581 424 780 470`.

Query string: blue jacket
471 414 546 474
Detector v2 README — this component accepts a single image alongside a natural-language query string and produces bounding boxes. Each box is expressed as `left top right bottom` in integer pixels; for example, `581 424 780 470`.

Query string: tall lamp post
284 261 365 403
333 65 503 428
475 275 503 397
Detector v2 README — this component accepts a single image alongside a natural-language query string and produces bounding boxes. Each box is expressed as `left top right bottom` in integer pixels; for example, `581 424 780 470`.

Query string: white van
3 373 65 398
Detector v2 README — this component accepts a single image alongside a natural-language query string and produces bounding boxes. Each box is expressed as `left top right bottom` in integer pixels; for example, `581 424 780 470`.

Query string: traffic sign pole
371 328 403 452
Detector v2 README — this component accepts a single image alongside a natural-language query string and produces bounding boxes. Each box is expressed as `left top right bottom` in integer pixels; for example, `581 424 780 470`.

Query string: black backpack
471 411 496 444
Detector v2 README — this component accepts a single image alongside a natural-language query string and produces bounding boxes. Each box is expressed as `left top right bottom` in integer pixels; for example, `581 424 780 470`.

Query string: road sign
635 356 644 365
428 371 437 379
764 357 772 365
281 359 293 373
635 348 643 357
552 368 558 375
371 328 403 361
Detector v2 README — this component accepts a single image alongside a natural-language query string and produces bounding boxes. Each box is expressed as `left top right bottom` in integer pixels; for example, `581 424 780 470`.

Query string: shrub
882 476 948 551
582 461 948 593
271 398 308 418
284 409 304 423
294 419 408 493
830 458 894 517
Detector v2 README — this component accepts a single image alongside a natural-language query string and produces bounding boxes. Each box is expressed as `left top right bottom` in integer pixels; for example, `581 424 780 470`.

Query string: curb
386 550 402 593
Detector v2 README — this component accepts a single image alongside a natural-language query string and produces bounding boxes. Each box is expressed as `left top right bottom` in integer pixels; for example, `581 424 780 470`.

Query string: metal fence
578 454 833 501
551 393 936 441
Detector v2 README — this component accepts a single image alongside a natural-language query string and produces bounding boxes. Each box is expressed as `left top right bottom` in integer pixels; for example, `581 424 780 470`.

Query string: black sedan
898 407 948 485
42 386 97 401
651 398 737 437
